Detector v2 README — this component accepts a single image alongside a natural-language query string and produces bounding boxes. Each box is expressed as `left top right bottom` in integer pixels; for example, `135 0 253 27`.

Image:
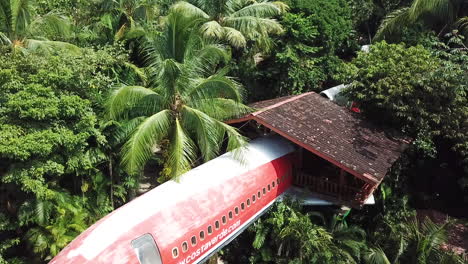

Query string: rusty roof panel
244 92 409 183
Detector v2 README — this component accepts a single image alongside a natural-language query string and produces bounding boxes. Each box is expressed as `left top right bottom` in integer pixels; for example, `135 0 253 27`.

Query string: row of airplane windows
171 172 291 259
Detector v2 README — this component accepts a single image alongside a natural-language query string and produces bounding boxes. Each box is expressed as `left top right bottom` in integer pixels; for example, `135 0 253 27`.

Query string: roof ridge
252 92 314 117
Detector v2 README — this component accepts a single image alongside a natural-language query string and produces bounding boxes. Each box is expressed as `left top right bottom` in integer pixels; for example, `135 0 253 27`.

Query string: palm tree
376 0 468 41
365 217 466 264
319 213 368 263
107 6 250 180
172 0 287 50
18 192 89 260
95 0 160 42
0 0 79 52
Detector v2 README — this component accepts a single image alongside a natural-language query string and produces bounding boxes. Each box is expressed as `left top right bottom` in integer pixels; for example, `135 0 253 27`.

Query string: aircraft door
131 233 163 264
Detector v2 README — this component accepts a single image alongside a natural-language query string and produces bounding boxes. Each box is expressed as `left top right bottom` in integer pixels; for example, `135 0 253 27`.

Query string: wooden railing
294 172 370 204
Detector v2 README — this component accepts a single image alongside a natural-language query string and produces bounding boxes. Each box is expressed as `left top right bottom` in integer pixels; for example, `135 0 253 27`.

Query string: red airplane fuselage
50 136 297 264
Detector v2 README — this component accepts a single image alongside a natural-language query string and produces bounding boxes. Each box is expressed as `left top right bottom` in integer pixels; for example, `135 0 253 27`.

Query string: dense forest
0 0 467 263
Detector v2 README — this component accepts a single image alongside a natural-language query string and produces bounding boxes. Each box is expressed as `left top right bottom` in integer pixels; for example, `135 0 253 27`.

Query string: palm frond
111 117 146 146
99 13 115 30
272 1 289 13
182 106 224 161
185 75 244 102
200 20 225 39
29 12 73 40
10 0 30 38
187 43 230 76
0 0 13 34
122 25 146 40
410 0 455 22
24 39 81 54
121 109 172 175
158 59 183 97
162 7 209 63
375 7 411 41
223 16 283 39
213 120 248 163
456 16 468 37
230 2 283 18
18 199 53 226
191 98 252 120
339 239 365 261
335 225 367 241
166 118 197 179
223 26 246 48
419 217 448 251
0 31 11 45
107 85 162 120
364 247 391 264
124 62 148 85
171 1 209 19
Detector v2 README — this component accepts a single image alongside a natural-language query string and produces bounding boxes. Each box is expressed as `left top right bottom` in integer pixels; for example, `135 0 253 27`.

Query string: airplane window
228 211 233 220
200 231 205 240
182 242 188 252
235 207 239 215
215 221 220 230
277 178 280 185
272 181 275 188
247 199 250 206
241 202 245 210
268 184 271 191
252 195 256 203
208 225 213 234
131 234 163 264
222 215 227 224
172 248 178 258
191 236 197 246
263 188 266 195
257 191 261 199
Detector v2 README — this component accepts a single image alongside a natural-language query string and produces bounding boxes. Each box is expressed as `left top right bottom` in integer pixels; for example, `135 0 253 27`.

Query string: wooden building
228 92 410 208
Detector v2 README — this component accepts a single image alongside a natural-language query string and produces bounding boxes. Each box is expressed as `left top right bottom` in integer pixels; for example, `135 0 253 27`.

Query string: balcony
294 172 375 207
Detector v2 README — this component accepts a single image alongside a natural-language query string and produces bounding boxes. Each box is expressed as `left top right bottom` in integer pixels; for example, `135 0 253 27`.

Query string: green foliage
0 0 78 52
0 46 131 261
245 201 364 263
376 0 468 42
369 216 466 264
93 0 160 44
258 12 323 95
340 41 468 163
18 191 91 260
238 0 355 99
286 0 355 54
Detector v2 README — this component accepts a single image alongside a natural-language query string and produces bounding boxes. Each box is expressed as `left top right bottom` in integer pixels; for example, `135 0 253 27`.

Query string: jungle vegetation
0 0 467 263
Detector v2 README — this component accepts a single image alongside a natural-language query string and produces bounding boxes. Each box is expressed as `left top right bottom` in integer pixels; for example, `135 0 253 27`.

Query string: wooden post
338 169 346 200
293 147 303 185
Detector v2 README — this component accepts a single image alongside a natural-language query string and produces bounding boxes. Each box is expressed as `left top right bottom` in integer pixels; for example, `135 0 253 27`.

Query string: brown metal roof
228 92 409 184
